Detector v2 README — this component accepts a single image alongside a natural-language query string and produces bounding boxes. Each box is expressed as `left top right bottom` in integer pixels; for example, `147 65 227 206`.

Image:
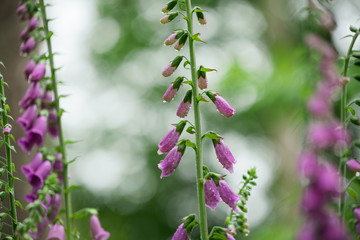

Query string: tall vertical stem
39 1 73 239
0 75 17 239
185 1 208 239
339 32 359 217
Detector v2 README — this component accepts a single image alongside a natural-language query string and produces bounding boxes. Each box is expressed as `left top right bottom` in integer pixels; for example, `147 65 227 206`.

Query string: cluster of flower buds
17 1 39 55
158 2 241 239
297 34 349 240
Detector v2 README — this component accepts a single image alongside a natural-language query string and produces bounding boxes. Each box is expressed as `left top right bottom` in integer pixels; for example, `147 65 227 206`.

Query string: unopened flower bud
20 37 36 54
162 56 183 77
197 66 207 89
160 12 179 24
340 76 350 86
174 32 188 51
161 0 178 13
24 59 36 78
3 125 11 135
16 4 26 16
172 223 188 240
20 28 28 41
195 8 206 25
176 90 192 118
164 30 184 46
28 17 38 32
162 77 184 102
29 63 46 82
350 25 358 33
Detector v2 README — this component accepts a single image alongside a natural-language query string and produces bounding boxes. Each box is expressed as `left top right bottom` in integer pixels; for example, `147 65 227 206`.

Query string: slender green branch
39 1 73 239
339 31 359 217
0 73 17 239
185 1 208 239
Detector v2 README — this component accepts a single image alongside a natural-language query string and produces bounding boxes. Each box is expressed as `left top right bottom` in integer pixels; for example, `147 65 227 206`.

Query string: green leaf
47 31 54 39
5 104 10 113
183 60 190 69
347 106 356 116
200 67 217 72
348 188 358 202
186 126 195 134
15 200 24 210
185 140 196 149
71 208 98 219
192 33 206 43
202 131 221 140
66 157 79 166
196 95 209 102
65 140 79 145
64 185 83 194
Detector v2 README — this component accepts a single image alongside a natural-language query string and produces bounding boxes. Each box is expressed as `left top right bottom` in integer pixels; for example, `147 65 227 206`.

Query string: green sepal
168 12 179 22
71 208 98 219
350 25 358 33
185 140 196 150
177 139 187 155
194 7 205 20
202 131 222 140
183 89 192 103
173 76 185 90
205 91 216 102
203 166 210 177
192 33 206 43
186 126 195 134
178 32 189 45
197 65 206 79
175 30 185 39
209 226 227 240
171 56 184 68
175 120 187 133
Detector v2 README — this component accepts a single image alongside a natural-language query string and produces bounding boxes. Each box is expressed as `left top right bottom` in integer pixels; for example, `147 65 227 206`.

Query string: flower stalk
184 0 208 239
0 69 18 239
39 1 73 238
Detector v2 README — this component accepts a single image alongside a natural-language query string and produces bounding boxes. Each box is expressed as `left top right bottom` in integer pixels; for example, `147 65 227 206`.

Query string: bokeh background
1 0 360 239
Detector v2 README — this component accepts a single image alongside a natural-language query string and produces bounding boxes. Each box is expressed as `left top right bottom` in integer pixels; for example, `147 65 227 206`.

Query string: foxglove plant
0 64 20 239
157 1 257 239
15 1 109 239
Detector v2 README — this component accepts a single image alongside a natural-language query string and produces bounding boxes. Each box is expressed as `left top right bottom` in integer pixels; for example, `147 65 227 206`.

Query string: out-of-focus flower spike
24 59 36 78
47 222 65 240
21 152 43 181
19 82 41 109
29 160 51 188
29 63 46 82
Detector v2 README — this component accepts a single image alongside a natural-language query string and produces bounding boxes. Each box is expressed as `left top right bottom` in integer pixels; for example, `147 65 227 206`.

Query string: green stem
185 1 208 239
0 74 18 239
339 32 359 217
39 1 73 239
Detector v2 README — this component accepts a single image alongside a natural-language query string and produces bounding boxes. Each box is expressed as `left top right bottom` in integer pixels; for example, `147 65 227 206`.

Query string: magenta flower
18 105 37 131
301 186 325 212
16 4 26 16
226 233 235 240
307 123 332 149
177 90 192 118
213 95 235 118
19 82 41 109
29 217 48 240
48 110 59 138
21 152 43 180
218 179 241 212
204 179 221 211
20 37 36 54
90 215 110 240
307 95 329 116
25 186 41 203
213 139 236 173
20 28 29 41
25 59 36 78
29 63 46 82
158 120 186 154
47 222 65 240
29 115 48 145
315 164 340 195
160 12 179 24
3 126 11 135
29 160 51 188
158 141 186 178
347 159 360 172
48 194 61 222
53 153 64 172
162 56 183 77
28 17 38 32
172 223 188 240
298 151 318 178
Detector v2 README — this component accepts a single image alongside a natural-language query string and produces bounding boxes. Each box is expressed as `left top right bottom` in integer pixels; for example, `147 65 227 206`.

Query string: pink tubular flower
176 90 192 118
213 95 235 118
163 76 184 102
218 179 241 212
20 37 36 54
226 233 235 240
47 222 65 240
315 164 340 195
25 186 41 203
21 152 43 181
28 115 48 147
19 82 41 109
90 215 110 240
347 159 360 173
48 110 59 138
25 59 36 78
48 194 61 222
20 28 29 41
301 186 325 212
29 217 48 240
172 223 188 240
204 179 221 211
18 105 37 131
307 123 332 149
29 160 51 188
158 120 186 154
213 139 236 173
16 4 26 16
29 63 46 82
158 141 186 178
198 76 207 90
3 126 11 135
162 56 183 77
164 33 177 46
28 17 38 32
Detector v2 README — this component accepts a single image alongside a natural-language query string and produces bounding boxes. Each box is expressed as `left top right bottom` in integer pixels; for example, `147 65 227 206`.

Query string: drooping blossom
172 223 188 240
218 179 241 212
163 77 184 102
18 115 48 153
158 120 186 154
206 92 235 118
24 59 36 78
20 28 29 41
48 110 59 138
213 139 236 173
47 222 65 240
176 90 192 118
19 82 41 109
18 104 37 131
21 152 43 181
158 141 186 178
20 37 36 54
162 56 183 77
204 178 221 211
29 63 46 82
25 186 41 203
197 67 208 90
226 233 236 240
48 194 61 222
29 160 51 188
90 215 110 240
160 12 179 24
346 159 360 172
29 217 48 240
